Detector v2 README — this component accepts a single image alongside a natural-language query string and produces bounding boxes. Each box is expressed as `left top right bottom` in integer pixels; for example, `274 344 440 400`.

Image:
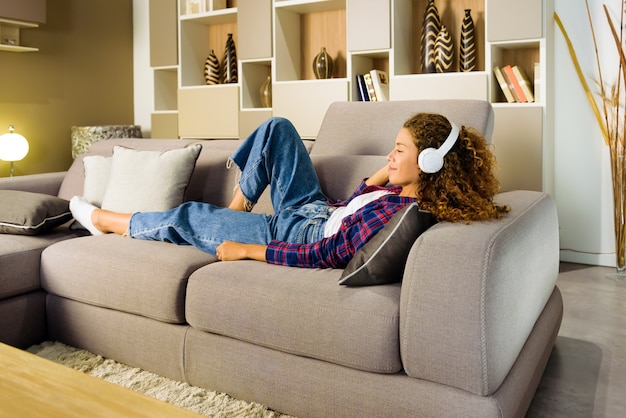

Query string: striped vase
222 33 238 84
312 47 333 79
420 0 440 73
434 25 454 73
204 50 220 85
459 9 477 72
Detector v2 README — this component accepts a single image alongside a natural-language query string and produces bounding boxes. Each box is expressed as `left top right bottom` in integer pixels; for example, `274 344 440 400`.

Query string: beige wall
0 0 134 177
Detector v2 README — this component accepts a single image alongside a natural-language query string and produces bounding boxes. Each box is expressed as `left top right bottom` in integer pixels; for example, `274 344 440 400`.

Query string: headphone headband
417 121 460 174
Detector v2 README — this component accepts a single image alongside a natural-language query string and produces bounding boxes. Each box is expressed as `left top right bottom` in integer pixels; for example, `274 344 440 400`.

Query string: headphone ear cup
418 148 444 174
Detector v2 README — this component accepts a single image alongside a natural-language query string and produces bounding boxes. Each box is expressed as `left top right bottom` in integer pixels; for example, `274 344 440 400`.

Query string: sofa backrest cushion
310 99 494 157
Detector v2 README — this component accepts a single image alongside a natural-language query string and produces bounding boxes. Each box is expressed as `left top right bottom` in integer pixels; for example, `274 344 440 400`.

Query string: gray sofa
0 100 562 418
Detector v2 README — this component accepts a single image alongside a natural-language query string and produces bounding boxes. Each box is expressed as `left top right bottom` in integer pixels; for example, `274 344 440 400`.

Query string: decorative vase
434 25 454 73
204 50 220 85
420 0 441 74
222 33 238 84
312 47 333 79
459 9 476 72
259 75 272 108
609 153 626 280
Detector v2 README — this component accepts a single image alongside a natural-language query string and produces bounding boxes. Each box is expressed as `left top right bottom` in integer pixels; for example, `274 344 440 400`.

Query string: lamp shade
0 126 29 162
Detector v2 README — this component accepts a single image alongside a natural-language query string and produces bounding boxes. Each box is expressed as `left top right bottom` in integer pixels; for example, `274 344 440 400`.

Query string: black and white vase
459 9 477 72
222 33 238 84
434 25 454 73
204 50 220 85
420 0 441 73
312 47 333 79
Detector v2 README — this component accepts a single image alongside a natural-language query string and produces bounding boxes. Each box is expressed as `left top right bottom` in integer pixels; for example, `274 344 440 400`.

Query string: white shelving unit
148 0 553 191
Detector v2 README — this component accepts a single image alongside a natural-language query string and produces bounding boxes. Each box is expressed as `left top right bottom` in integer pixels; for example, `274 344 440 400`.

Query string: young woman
70 114 508 268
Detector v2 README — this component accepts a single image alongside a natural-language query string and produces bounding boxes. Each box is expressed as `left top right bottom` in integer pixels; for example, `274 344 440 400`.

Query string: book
356 74 370 101
533 62 541 102
502 65 528 103
493 66 516 103
369 69 389 101
363 73 378 101
512 65 534 102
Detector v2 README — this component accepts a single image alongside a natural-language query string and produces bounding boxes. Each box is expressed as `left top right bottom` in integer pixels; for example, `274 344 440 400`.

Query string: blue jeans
129 118 331 254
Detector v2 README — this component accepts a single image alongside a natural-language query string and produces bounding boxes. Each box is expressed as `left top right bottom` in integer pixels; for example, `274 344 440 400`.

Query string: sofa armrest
399 190 559 396
0 172 67 196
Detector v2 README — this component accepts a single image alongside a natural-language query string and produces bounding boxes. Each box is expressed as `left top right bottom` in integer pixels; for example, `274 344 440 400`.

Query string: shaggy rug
27 341 293 418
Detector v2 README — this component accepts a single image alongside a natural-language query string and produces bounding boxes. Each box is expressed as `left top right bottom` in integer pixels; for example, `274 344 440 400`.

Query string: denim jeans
129 118 332 254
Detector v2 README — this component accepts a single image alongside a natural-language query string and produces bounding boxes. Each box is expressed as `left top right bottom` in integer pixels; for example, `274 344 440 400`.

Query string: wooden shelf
0 18 39 52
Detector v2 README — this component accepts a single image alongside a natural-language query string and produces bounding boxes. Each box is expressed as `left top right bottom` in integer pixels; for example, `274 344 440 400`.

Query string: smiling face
387 127 420 197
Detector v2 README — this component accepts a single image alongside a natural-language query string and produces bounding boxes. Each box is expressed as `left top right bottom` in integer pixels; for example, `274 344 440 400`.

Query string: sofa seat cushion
0 227 84 299
40 235 215 323
186 261 403 374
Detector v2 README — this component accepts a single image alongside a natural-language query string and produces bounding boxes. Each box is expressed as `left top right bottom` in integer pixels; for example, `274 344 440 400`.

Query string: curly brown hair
404 113 510 223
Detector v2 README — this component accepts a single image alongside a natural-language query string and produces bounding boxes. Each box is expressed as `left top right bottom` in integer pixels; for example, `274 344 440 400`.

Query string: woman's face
387 127 420 195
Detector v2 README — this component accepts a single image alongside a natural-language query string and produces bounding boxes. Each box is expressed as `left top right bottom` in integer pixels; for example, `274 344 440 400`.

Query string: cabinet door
347 0 390 51
0 0 45 23
491 106 543 192
273 80 349 139
178 86 240 138
150 0 177 67
238 0 272 59
487 0 543 41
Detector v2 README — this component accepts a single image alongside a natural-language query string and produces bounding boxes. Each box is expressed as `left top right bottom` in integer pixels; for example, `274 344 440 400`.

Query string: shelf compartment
0 18 39 52
154 67 179 111
393 0 485 76
272 79 348 138
179 15 238 87
178 85 240 138
490 40 541 103
240 60 273 109
349 50 390 101
274 1 347 81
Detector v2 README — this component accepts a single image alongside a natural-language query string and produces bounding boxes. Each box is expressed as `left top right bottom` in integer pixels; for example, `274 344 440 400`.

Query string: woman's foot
69 196 104 236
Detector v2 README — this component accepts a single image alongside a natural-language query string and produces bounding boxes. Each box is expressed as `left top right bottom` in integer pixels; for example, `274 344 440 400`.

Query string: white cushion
83 144 202 213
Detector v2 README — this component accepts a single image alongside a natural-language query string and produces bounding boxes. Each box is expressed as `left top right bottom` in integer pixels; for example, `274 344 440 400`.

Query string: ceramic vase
459 9 477 72
204 50 220 85
312 47 333 79
222 33 238 84
434 25 454 73
259 75 272 108
420 0 441 73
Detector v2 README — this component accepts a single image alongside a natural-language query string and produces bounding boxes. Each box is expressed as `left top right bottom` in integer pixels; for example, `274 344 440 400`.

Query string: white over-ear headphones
417 121 460 174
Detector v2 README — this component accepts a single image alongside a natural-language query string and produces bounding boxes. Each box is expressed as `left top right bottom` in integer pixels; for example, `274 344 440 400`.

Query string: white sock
70 196 104 236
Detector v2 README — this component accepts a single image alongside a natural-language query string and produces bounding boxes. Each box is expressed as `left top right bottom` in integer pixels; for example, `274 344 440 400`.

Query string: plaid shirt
266 180 416 268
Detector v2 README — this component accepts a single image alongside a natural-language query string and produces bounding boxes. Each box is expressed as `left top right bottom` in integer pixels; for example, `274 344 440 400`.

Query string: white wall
130 0 622 267
555 0 621 266
133 0 153 138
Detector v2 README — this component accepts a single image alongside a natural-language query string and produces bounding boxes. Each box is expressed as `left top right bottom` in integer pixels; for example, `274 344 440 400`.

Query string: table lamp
0 125 29 177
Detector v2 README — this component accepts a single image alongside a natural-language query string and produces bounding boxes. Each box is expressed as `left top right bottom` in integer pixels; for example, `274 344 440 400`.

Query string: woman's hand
365 164 390 187
216 241 267 262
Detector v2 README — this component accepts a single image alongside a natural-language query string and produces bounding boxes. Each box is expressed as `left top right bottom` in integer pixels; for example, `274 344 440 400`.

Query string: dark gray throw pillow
339 203 437 286
0 190 72 235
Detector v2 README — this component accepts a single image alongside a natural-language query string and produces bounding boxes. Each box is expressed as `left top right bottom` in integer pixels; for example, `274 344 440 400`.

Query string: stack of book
356 69 389 101
493 65 535 103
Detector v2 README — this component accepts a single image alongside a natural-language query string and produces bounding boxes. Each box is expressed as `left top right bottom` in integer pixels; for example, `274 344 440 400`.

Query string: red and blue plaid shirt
266 180 416 268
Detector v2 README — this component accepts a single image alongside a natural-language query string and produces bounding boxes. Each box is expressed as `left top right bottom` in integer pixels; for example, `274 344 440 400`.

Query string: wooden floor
526 263 626 417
